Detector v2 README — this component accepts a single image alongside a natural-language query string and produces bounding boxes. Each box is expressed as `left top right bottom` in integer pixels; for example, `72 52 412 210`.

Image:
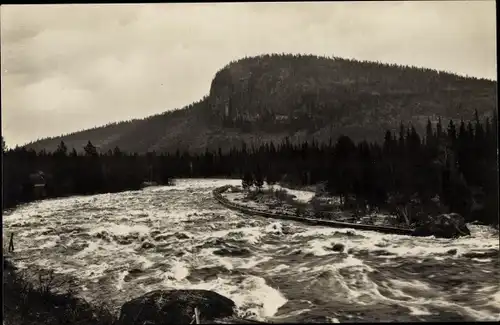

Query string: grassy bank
3 258 114 325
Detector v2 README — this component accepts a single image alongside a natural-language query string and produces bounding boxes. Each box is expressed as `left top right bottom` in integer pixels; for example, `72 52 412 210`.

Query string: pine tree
447 120 457 148
436 116 443 140
425 118 434 147
1 136 6 153
409 125 421 153
466 121 474 142
55 141 68 157
254 166 264 191
485 117 492 142
474 109 485 156
84 141 98 157
113 146 122 157
265 168 279 189
398 122 406 156
242 171 253 190
383 130 393 154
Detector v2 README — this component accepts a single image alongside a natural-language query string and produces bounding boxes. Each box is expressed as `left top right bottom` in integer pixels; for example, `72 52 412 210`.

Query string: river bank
214 184 484 239
213 185 415 236
3 257 114 325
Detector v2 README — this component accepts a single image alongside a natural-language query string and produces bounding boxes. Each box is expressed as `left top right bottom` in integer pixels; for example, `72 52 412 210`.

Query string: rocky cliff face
207 54 495 134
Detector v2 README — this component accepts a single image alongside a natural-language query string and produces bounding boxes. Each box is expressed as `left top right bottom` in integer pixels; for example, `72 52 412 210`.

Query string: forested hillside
23 54 496 154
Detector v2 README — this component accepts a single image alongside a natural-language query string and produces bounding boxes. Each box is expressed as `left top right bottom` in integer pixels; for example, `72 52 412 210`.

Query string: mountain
23 54 497 154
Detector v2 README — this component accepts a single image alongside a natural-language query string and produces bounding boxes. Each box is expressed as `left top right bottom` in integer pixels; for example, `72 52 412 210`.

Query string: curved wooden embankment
213 186 415 236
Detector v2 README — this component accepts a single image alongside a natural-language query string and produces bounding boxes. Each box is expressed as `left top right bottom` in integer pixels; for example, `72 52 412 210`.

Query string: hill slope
24 54 497 154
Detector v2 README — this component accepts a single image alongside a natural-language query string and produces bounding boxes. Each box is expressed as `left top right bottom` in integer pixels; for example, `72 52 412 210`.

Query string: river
3 179 499 322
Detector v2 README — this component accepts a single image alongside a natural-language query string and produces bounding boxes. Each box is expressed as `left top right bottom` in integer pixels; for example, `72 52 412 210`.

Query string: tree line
2 142 174 210
2 111 497 226
234 112 497 225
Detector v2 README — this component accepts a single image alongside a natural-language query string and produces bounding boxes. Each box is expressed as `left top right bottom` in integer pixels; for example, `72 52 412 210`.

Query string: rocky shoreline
213 185 414 236
213 185 472 239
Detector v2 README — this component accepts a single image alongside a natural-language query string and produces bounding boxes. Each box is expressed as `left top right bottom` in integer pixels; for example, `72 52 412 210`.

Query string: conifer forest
3 110 497 226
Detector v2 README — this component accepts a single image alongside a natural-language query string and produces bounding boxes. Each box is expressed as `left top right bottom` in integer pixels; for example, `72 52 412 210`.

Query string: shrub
3 259 115 325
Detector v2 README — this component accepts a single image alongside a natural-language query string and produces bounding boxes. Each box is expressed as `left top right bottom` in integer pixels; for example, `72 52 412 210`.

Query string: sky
1 1 497 147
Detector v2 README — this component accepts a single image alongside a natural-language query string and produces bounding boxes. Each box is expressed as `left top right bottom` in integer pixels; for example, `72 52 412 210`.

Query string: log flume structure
213 186 415 236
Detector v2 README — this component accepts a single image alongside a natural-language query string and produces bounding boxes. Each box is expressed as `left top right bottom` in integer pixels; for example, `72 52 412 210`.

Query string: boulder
117 239 133 245
154 234 170 241
186 266 234 283
329 243 345 253
462 249 499 259
197 238 226 250
371 249 394 256
151 230 162 237
446 248 458 255
128 268 143 275
124 268 144 282
412 213 471 239
213 247 251 258
117 289 236 325
174 232 190 240
141 241 156 249
95 231 111 241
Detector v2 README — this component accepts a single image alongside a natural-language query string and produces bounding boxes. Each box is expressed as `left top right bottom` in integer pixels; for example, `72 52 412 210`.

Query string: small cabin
29 171 47 199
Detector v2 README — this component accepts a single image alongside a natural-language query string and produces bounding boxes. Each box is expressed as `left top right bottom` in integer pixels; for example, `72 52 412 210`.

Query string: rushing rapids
3 179 500 322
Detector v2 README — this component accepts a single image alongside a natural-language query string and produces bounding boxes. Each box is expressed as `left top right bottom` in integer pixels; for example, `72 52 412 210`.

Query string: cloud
1 2 496 146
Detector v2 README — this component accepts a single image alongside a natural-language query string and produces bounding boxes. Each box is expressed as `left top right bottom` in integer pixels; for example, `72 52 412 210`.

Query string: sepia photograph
1 1 499 324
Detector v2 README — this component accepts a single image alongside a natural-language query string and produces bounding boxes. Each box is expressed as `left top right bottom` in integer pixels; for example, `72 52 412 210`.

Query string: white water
3 179 500 322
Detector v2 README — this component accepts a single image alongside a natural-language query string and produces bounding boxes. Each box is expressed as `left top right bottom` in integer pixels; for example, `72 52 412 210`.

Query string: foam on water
490 290 500 308
74 241 100 258
206 226 264 245
270 264 290 273
303 239 336 257
406 305 433 316
155 179 242 192
115 270 129 291
38 239 58 250
239 256 273 269
265 222 284 235
293 223 498 260
89 224 151 236
3 178 499 322
135 255 155 269
150 270 286 321
171 260 190 281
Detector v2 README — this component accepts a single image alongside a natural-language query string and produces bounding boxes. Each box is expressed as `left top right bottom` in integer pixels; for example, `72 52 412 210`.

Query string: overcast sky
1 2 497 147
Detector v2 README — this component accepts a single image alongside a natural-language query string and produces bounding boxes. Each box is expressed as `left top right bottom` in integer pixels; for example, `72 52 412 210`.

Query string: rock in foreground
117 290 236 325
412 213 471 239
